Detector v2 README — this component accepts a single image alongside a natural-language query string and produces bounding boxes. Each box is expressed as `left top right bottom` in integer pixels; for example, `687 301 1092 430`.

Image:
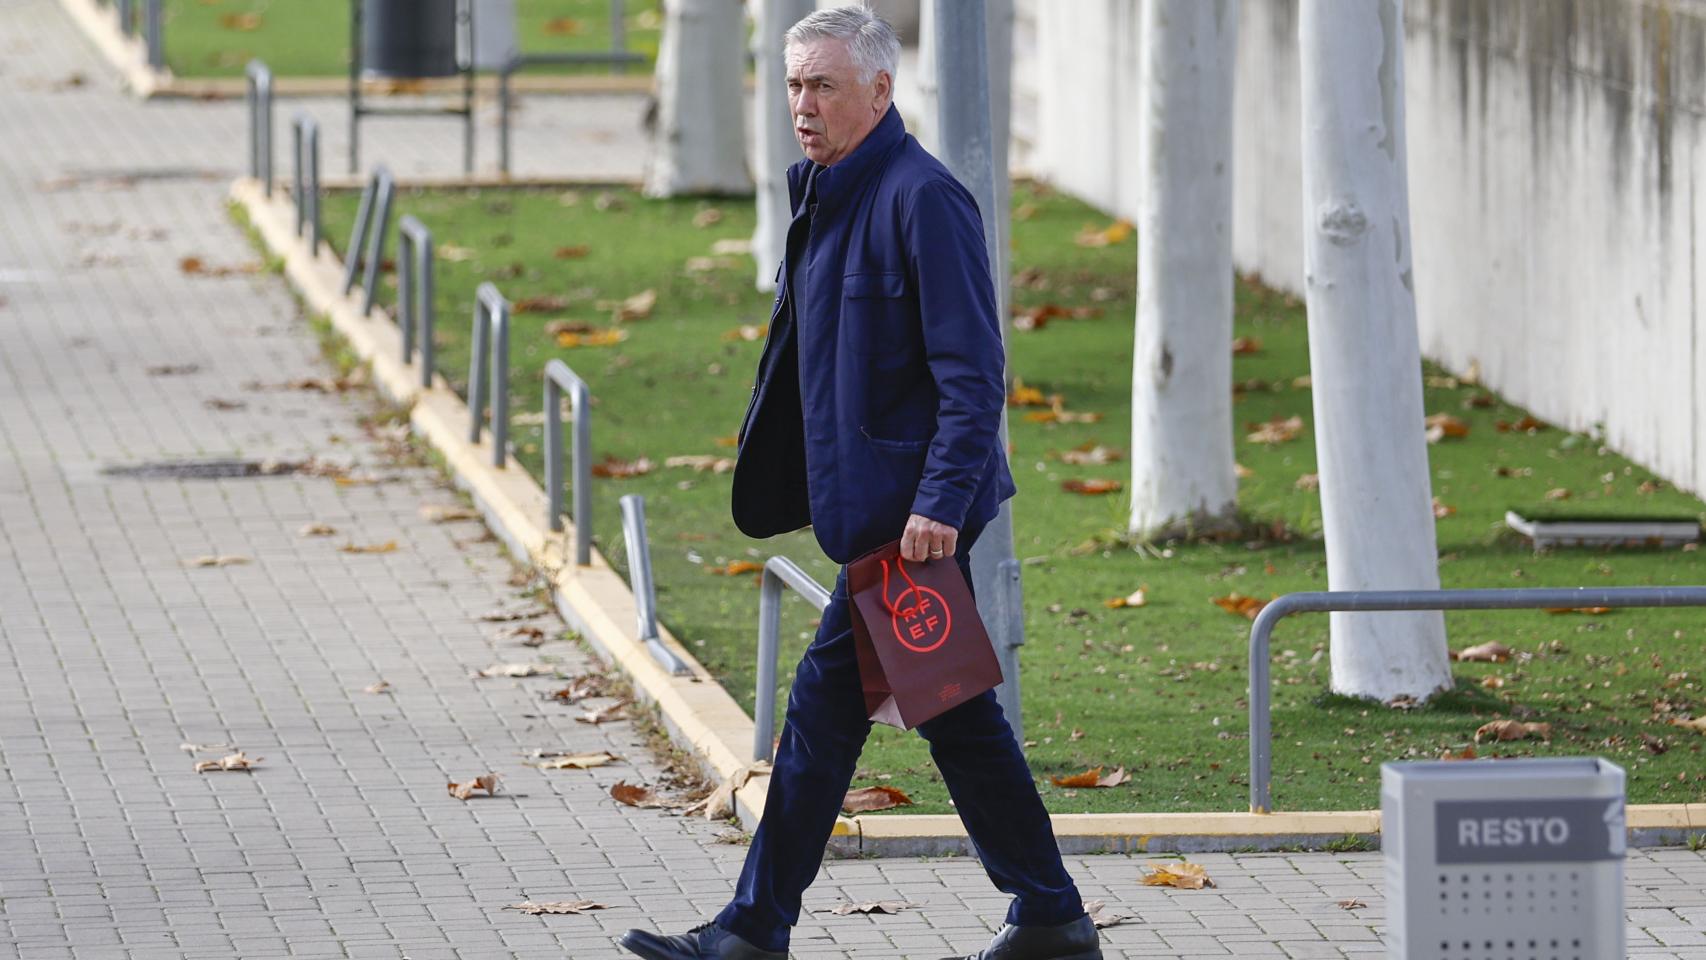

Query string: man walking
619 7 1099 960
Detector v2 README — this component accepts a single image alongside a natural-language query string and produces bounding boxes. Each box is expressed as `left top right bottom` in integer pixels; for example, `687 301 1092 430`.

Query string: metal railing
1247 585 1706 813
143 0 162 70
620 495 691 676
291 113 322 251
245 61 274 196
753 556 833 761
467 282 511 467
497 0 646 175
340 166 394 317
396 216 435 389
543 359 592 566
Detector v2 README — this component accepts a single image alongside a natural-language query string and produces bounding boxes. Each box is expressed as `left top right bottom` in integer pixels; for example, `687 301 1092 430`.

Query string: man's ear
872 69 892 113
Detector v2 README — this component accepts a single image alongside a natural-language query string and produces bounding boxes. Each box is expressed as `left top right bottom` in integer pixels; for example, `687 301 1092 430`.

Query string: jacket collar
787 105 906 217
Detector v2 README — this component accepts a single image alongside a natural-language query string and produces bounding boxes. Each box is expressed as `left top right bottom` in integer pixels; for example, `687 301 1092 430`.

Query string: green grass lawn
150 0 660 78
314 180 1706 815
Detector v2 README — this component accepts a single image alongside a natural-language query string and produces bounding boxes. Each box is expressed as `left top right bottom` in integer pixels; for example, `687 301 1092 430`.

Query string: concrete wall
1020 0 1706 497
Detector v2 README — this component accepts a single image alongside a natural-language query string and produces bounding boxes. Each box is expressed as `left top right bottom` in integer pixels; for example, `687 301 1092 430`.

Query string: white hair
784 4 900 85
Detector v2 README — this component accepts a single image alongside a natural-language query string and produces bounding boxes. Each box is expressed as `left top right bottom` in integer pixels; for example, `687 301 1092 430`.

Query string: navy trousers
715 538 1084 953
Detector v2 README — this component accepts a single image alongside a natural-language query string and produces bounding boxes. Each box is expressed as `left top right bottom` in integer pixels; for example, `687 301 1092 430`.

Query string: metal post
543 360 593 565
499 56 515 177
143 0 164 70
753 556 832 762
933 0 1025 748
620 495 691 675
1246 585 1706 814
468 283 510 467
360 168 394 316
341 172 377 295
461 0 475 175
398 216 435 387
246 62 273 196
609 0 627 74
291 115 307 237
348 0 362 175
305 120 321 251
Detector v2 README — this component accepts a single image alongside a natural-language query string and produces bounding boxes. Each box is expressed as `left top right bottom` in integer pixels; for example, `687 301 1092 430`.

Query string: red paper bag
847 540 1004 730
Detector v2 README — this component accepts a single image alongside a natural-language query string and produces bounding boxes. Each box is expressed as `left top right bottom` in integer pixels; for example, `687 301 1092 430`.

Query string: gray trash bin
1382 757 1625 960
362 0 460 78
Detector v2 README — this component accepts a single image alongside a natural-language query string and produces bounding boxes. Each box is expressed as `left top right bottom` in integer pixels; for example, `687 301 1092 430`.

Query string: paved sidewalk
3 1 1706 958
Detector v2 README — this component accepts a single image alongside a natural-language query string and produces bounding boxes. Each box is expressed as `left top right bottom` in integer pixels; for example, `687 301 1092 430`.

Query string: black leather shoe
944 915 1103 960
618 921 787 960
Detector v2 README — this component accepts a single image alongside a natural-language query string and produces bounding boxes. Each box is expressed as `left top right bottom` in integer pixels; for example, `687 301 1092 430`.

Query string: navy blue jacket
731 106 1016 565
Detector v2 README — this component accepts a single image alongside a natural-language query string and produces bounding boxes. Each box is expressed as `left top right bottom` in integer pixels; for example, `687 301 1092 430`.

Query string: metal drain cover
101 458 304 480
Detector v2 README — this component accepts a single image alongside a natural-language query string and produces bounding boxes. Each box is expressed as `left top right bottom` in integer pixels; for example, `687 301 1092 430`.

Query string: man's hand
900 514 958 563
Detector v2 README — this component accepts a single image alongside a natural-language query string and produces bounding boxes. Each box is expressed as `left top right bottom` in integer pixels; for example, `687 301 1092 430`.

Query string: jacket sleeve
902 178 1006 530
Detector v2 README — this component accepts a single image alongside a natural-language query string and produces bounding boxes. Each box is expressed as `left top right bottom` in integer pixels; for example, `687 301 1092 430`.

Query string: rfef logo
882 558 954 654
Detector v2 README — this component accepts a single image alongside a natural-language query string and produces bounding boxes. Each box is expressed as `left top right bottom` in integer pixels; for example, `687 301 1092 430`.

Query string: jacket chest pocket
841 271 916 357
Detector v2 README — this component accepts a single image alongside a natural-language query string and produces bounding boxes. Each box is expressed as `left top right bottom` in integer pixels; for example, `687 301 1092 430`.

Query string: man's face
785 37 891 167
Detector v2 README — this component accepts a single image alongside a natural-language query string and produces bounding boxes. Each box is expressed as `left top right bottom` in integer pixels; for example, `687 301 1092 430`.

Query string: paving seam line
229 176 1706 857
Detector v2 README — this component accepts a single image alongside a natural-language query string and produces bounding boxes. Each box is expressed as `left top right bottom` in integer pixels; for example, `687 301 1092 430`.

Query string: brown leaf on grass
1670 716 1706 734
711 238 751 255
1074 219 1133 248
1295 473 1319 491
1641 733 1669 755
707 560 763 576
1007 379 1051 407
1496 416 1549 434
1083 900 1129 929
1545 606 1612 615
591 455 653 478
1246 415 1304 444
1141 861 1214 889
1439 746 1478 761
545 674 607 703
1432 497 1457 519
1425 413 1470 443
577 699 630 725
1475 719 1552 743
186 554 249 567
506 899 604 915
1544 487 1572 501
1212 592 1268 620
557 328 628 349
827 900 919 916
842 785 914 813
1452 641 1512 663
1012 303 1098 332
1231 336 1262 355
553 245 590 259
1464 392 1496 409
1234 462 1254 479
691 208 724 228
195 751 260 773
541 16 582 34
1050 766 1130 788
1337 899 1369 910
1059 443 1121 466
544 319 595 337
219 11 262 30
721 324 767 342
535 752 618 770
339 541 398 555
420 505 481 523
513 294 573 314
472 662 552 679
1104 588 1147 609
1480 675 1506 690
363 680 391 694
665 455 735 474
1062 478 1122 495
694 761 771 820
614 289 658 322
714 435 740 448
479 604 550 622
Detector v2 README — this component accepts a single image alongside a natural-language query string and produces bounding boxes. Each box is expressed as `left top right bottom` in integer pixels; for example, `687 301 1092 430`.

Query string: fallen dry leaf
1246 415 1305 444
186 554 249 568
842 785 914 813
1338 899 1368 910
1480 675 1506 690
1104 588 1147 610
696 761 771 820
1641 733 1669 755
1234 462 1254 479
1012 303 1098 332
1062 478 1122 495
219 11 262 30
610 781 665 808
1212 592 1268 620
513 294 573 314
479 604 550 622
146 363 200 376
721 324 767 342
545 674 607 703
1050 766 1130 789
712 238 751 255
1231 336 1262 355
473 662 553 679
448 774 499 800
1432 497 1457 519
541 16 582 34
614 289 658 322
298 522 336 537
339 541 398 555
557 328 627 349
577 699 630 725
535 752 618 770
203 397 245 411
1083 900 1128 929
1295 473 1319 491
1496 416 1549 434
1545 606 1612 615
692 208 724 228
1452 641 1512 663
665 454 735 474
508 625 548 647
1074 219 1133 248
553 245 590 259
1475 719 1552 743
707 560 764 576
591 455 653 478
363 680 391 694
505 900 604 915
1425 413 1470 443
1669 716 1706 734
420 505 480 523
1060 443 1121 466
195 751 260 773
1007 379 1051 407
1439 746 1478 761
1141 861 1213 889
826 900 918 916
1544 487 1572 501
